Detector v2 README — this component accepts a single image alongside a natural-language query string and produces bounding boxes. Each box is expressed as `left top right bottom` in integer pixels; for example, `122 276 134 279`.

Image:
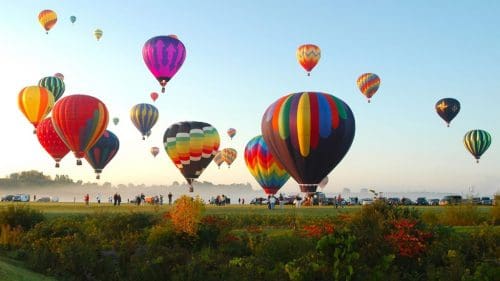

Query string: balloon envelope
213 151 224 168
94 29 103 40
150 146 160 157
464 129 491 163
221 148 237 167
142 35 186 93
227 128 236 139
70 16 76 24
54 73 64 80
112 117 119 125
38 76 65 101
261 92 355 193
36 117 70 167
150 92 159 102
163 121 220 191
51 95 109 165
435 98 460 127
296 44 320 75
38 10 57 34
357 73 381 102
18 86 55 132
244 135 290 195
85 130 119 179
130 103 159 139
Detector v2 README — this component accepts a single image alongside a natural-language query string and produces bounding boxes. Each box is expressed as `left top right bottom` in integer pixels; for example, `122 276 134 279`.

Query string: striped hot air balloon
227 128 236 139
85 130 119 179
164 121 220 192
94 29 103 41
130 103 158 140
51 95 109 165
221 148 237 167
261 92 355 194
36 117 70 168
213 151 224 168
296 44 321 76
357 73 381 103
464 130 491 163
244 135 290 195
38 9 57 34
38 76 65 101
18 86 55 133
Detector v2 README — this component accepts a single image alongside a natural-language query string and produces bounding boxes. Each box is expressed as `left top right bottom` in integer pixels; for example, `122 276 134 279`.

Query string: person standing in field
168 192 173 205
270 195 276 210
279 193 284 209
84 194 89 206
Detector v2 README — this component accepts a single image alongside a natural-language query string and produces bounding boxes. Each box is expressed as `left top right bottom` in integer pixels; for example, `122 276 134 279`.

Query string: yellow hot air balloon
296 44 321 76
38 10 57 34
221 148 237 167
18 86 55 133
94 29 103 41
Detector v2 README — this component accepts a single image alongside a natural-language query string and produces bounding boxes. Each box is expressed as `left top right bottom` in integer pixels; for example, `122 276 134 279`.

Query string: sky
1 0 499 196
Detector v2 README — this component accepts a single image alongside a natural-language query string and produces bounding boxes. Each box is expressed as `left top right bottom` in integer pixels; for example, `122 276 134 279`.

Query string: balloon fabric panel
18 86 54 129
38 76 65 101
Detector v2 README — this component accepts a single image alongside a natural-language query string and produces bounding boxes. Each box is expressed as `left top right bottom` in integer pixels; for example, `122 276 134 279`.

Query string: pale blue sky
1 0 499 196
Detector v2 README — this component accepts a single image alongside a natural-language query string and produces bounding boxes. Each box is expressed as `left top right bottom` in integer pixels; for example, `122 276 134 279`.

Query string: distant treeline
0 170 253 191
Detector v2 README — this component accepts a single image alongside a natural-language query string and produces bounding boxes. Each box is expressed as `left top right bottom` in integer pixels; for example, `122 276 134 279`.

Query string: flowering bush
301 221 335 238
385 218 432 258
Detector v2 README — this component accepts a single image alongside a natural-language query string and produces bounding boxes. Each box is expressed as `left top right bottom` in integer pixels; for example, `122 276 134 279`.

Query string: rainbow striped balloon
261 92 355 193
357 73 380 103
18 85 55 132
164 121 220 191
244 135 290 195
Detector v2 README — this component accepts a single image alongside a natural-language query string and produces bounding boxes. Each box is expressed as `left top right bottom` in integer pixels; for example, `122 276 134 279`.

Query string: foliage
439 204 489 226
385 218 432 258
0 225 22 250
166 195 205 236
0 205 44 231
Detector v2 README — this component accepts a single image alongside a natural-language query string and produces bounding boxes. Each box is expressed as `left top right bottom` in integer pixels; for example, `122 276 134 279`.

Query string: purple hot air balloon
142 35 186 93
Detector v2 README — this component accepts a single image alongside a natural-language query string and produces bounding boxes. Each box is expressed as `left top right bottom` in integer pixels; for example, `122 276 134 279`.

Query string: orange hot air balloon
18 86 55 133
357 73 381 103
38 10 57 34
296 44 321 76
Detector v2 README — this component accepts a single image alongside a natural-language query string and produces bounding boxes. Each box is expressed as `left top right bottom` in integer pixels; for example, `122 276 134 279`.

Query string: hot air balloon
70 16 76 24
143 35 186 93
164 121 220 192
38 10 57 34
244 135 290 195
213 151 224 168
85 130 119 179
150 92 159 102
296 44 321 76
112 117 119 125
54 73 64 80
227 128 236 140
435 98 460 127
151 146 160 157
318 176 328 190
51 94 109 165
36 117 70 168
130 103 159 140
261 92 355 194
38 76 65 101
18 86 55 133
94 29 103 41
464 130 491 163
357 73 381 103
221 148 237 167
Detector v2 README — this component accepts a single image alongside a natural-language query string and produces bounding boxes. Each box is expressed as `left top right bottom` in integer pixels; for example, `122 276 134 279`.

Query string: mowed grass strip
0 257 56 281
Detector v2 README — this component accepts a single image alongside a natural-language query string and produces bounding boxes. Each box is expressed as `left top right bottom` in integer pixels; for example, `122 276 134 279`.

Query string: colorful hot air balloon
18 86 55 133
261 92 355 194
94 29 103 41
38 76 65 101
51 94 109 165
143 35 186 93
54 73 64 80
296 44 321 76
464 130 491 163
213 151 224 168
164 121 220 192
244 135 290 195
85 130 119 179
38 10 57 34
70 16 76 24
112 117 119 125
150 92 159 102
221 148 237 167
151 146 160 158
227 128 236 140
357 73 381 103
130 103 159 140
36 117 70 168
318 176 328 190
435 98 460 127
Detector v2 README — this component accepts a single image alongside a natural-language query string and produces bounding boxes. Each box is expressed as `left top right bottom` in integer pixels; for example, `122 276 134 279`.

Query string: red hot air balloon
143 35 186 93
36 117 70 168
51 95 109 165
261 92 355 194
150 92 159 102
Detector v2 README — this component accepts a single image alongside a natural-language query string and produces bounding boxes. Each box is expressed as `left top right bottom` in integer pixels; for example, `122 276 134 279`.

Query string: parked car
401 197 414 205
387 197 401 206
1 195 15 202
360 198 373 205
480 197 492 205
416 197 428 206
428 199 440 206
440 195 462 205
250 197 268 205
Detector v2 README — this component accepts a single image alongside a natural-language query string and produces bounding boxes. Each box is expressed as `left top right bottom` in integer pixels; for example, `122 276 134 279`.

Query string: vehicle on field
440 195 462 205
360 198 373 205
401 197 414 205
428 199 440 206
480 197 492 205
387 197 401 205
416 197 428 206
1 195 15 202
10 194 30 202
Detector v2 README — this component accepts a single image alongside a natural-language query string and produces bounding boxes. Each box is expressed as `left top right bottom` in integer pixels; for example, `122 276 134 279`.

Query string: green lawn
0 257 56 281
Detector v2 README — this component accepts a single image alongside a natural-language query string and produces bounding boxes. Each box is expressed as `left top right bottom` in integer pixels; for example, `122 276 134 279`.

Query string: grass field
0 257 56 281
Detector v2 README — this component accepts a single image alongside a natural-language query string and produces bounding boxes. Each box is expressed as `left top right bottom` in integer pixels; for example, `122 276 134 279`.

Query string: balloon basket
55 163 60 168
299 184 317 193
77 159 82 165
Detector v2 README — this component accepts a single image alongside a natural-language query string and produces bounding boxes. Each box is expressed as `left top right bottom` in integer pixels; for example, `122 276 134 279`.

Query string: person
113 193 118 206
160 194 163 205
33 195 36 201
241 198 245 205
269 195 276 210
96 194 101 204
168 192 173 205
267 195 271 209
117 194 121 206
84 194 90 206
238 198 241 204
279 193 284 209
295 194 301 208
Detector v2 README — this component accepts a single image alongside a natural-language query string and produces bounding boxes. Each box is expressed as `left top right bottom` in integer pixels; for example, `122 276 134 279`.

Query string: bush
439 204 488 226
0 205 44 230
167 195 205 236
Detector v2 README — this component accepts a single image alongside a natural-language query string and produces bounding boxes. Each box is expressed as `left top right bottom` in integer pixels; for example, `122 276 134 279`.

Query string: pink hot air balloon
150 92 159 102
142 35 186 93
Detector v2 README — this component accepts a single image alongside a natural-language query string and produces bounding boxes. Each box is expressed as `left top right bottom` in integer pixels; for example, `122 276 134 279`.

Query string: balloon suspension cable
55 163 60 168
77 159 82 165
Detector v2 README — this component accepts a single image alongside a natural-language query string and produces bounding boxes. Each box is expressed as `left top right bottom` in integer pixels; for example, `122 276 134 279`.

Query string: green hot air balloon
464 129 491 163
38 76 65 101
